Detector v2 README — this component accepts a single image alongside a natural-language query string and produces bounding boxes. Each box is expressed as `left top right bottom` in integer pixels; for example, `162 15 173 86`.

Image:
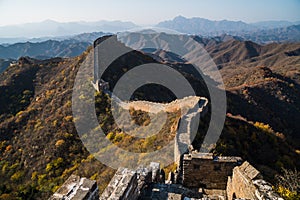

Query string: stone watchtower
182 152 242 190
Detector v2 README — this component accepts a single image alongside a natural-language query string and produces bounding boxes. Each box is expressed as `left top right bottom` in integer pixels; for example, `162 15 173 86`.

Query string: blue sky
0 0 299 26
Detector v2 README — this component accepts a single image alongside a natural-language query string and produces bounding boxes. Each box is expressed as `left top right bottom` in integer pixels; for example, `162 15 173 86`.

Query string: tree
275 168 300 200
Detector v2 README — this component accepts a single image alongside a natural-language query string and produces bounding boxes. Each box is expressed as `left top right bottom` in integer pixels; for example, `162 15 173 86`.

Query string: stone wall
49 175 99 200
174 97 208 165
100 162 161 200
100 168 139 200
182 152 242 190
226 161 283 200
50 159 284 200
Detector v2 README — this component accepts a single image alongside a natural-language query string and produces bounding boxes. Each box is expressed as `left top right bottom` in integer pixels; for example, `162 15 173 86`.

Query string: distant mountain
0 32 109 73
240 24 300 44
0 39 92 60
0 19 138 38
0 31 109 45
251 20 300 29
157 16 300 43
2 17 300 45
156 16 255 34
66 32 110 43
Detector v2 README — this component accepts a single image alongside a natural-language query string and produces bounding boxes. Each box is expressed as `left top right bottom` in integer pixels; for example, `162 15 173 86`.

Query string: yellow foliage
254 122 274 133
86 154 95 161
10 171 24 181
52 185 60 193
276 186 299 200
46 157 64 172
107 132 115 140
37 174 46 185
52 120 58 127
9 163 19 170
1 162 8 174
45 89 55 98
114 132 125 143
142 136 157 149
63 115 73 122
163 163 177 180
90 173 98 180
53 157 64 168
31 171 38 181
62 163 78 178
55 139 65 147
64 133 73 138
0 193 14 200
79 94 86 100
16 110 24 117
46 163 52 172
34 119 43 130
0 141 7 149
65 100 72 107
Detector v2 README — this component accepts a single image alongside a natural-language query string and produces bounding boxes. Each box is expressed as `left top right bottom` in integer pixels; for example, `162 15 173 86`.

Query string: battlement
49 175 99 200
183 153 242 163
100 162 161 200
99 168 138 200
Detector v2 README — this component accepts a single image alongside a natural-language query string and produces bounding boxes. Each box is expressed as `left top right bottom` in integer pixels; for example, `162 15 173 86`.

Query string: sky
0 0 299 26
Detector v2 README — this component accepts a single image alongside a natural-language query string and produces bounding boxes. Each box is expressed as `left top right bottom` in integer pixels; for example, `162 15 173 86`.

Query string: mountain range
0 33 236 61
1 16 300 44
157 16 300 43
0 34 299 199
157 16 300 34
1 26 300 73
0 40 89 60
0 32 109 61
0 19 137 39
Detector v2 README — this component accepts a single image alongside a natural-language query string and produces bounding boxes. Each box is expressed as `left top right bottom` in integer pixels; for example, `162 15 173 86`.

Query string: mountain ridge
1 16 300 44
157 16 300 43
0 40 91 60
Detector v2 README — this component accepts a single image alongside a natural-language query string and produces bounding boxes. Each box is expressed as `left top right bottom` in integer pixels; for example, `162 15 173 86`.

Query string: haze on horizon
0 0 300 26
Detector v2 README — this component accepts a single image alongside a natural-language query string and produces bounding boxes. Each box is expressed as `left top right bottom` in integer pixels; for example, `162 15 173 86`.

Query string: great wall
50 90 282 199
50 150 283 200
50 36 283 199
